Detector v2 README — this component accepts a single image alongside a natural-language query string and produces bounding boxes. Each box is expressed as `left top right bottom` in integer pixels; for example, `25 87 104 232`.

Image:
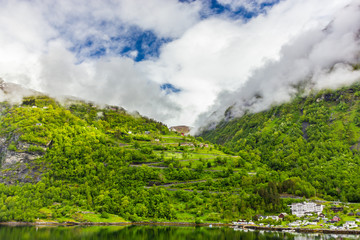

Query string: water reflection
234 227 359 240
0 225 358 240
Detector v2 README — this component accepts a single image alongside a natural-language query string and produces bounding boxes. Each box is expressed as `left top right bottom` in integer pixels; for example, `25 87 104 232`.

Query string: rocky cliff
0 129 45 185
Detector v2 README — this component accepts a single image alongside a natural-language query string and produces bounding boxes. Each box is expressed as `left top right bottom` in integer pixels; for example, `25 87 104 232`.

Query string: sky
0 0 360 130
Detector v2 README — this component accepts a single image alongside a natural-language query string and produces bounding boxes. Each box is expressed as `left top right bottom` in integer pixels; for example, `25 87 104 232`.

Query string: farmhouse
330 216 341 222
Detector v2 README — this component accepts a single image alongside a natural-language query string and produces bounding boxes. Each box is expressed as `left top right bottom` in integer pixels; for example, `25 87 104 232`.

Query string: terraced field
127 134 256 194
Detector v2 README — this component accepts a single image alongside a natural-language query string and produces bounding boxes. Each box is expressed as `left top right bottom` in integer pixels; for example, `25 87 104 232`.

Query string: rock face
0 136 45 185
169 125 191 134
0 79 46 184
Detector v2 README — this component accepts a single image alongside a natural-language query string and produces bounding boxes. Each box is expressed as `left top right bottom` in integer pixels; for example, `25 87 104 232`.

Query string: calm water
0 225 358 240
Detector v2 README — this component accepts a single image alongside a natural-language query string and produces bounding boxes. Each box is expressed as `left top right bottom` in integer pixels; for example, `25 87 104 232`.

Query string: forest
1 82 360 224
200 82 360 204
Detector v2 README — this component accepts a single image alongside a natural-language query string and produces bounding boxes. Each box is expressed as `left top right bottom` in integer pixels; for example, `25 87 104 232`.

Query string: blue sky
71 27 171 62
206 0 280 19
70 0 281 63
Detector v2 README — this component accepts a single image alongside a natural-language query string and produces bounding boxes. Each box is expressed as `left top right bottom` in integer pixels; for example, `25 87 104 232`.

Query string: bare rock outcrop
0 136 45 185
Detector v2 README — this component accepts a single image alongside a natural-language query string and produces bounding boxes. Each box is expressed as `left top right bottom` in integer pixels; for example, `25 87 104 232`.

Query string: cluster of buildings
232 220 255 226
233 202 360 230
288 220 318 227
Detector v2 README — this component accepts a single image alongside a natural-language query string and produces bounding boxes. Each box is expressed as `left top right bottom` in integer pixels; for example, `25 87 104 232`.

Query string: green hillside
200 82 360 203
0 95 273 223
4 82 360 224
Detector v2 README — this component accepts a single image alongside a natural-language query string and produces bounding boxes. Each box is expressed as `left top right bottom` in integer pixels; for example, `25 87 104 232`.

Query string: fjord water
0 225 357 240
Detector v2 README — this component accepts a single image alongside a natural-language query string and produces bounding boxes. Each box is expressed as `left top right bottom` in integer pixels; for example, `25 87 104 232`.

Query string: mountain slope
0 93 264 223
5 81 360 224
200 82 360 202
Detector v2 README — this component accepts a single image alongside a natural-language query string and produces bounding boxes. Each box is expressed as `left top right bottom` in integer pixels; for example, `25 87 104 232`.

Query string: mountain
3 79 360 224
0 86 259 223
199 81 360 203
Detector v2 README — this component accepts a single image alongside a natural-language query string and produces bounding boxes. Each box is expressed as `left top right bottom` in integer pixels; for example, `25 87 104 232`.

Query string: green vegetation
200 82 360 203
3 81 360 225
0 95 282 223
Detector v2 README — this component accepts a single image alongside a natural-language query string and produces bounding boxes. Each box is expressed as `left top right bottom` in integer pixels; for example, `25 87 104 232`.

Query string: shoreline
0 221 230 227
1 221 360 235
244 225 360 235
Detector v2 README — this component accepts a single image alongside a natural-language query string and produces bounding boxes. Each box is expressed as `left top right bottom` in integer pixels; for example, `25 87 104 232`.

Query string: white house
266 216 279 221
343 221 358 229
289 202 324 217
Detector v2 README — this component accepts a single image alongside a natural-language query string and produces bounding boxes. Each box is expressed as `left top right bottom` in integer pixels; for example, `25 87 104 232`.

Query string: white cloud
116 0 202 38
0 0 195 122
195 0 360 130
143 0 357 126
39 0 202 41
0 0 359 130
37 40 181 121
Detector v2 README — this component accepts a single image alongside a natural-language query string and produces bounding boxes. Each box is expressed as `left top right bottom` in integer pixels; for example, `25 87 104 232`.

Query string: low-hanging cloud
38 40 181 121
195 1 360 131
144 0 358 127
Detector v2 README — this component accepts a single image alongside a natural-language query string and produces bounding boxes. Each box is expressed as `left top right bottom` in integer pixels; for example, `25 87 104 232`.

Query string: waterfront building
289 202 324 217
